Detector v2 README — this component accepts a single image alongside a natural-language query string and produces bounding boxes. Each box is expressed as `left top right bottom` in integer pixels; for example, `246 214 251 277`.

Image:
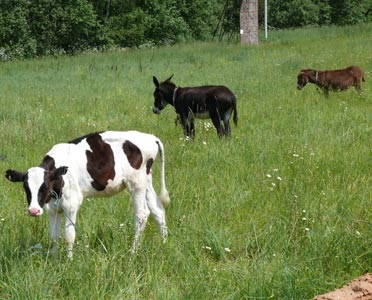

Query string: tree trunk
240 0 258 44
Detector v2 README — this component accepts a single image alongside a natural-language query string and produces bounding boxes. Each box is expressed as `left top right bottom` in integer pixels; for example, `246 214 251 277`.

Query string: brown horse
152 75 238 138
297 66 365 96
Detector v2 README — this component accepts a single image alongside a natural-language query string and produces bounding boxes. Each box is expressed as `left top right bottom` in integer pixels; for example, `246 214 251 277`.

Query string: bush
107 8 147 48
0 0 36 60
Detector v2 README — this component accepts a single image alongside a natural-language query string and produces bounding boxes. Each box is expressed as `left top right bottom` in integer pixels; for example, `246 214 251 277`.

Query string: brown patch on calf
123 141 143 169
39 155 65 203
146 158 154 175
40 155 56 171
69 131 103 144
85 133 116 191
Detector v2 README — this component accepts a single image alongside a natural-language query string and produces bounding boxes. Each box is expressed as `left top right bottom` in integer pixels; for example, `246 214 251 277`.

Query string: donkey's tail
232 97 238 126
156 140 170 206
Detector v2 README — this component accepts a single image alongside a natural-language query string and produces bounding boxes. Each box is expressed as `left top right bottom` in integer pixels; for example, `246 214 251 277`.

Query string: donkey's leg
190 119 196 138
180 115 191 137
223 119 231 136
222 107 233 136
210 110 224 138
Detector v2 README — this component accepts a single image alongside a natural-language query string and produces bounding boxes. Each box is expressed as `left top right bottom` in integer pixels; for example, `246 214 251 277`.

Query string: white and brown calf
5 131 170 257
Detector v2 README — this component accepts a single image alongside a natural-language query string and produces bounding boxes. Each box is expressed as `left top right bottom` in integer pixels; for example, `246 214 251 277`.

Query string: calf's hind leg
131 189 150 253
146 182 167 243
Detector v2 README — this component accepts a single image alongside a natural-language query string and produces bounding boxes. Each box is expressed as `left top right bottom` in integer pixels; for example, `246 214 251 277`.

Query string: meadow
0 23 371 299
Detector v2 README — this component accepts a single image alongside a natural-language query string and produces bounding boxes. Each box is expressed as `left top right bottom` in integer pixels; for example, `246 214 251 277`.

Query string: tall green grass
0 23 371 299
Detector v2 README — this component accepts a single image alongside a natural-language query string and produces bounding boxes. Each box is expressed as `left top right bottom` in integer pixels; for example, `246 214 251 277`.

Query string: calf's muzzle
28 207 42 217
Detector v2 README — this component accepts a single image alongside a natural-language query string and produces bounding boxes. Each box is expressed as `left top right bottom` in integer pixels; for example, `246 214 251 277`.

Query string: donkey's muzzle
152 107 161 114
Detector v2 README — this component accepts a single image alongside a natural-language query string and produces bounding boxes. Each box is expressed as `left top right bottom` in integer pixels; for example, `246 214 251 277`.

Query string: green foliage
28 0 106 55
0 0 372 59
0 0 36 60
143 0 190 45
0 23 371 299
107 8 147 48
268 0 320 27
261 0 371 28
330 0 372 25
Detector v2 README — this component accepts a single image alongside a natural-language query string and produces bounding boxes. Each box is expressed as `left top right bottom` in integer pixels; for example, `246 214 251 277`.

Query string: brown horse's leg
323 88 329 97
355 79 362 94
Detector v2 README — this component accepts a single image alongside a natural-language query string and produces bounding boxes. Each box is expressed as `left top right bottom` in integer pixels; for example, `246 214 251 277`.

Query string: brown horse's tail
233 97 238 126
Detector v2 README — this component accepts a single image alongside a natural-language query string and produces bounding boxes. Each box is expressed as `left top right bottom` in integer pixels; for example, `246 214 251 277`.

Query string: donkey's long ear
165 74 174 82
153 76 160 87
5 169 26 182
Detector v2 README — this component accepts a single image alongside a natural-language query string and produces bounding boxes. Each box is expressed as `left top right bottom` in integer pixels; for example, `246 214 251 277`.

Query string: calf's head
5 166 68 216
152 75 174 114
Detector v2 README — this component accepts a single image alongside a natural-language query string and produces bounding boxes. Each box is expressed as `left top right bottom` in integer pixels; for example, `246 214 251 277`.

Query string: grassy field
0 23 371 299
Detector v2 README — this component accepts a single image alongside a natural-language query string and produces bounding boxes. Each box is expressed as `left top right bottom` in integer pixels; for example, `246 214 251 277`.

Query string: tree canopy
0 0 370 60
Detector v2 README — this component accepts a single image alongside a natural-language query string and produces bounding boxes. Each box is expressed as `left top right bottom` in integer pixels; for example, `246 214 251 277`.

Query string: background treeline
0 0 371 60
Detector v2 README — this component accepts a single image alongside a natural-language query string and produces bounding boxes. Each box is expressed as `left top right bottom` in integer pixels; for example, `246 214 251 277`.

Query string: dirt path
313 273 372 300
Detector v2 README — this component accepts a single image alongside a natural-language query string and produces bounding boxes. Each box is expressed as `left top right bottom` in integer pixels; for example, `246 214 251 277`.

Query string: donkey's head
152 75 176 114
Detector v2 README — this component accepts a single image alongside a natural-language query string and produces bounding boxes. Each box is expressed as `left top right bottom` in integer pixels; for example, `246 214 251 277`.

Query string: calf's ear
50 166 68 181
5 169 26 182
153 76 160 87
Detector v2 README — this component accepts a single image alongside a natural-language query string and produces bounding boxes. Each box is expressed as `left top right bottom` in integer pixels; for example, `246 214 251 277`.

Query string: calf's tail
156 140 170 206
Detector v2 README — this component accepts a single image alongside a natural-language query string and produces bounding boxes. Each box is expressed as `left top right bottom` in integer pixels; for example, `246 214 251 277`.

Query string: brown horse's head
297 69 316 90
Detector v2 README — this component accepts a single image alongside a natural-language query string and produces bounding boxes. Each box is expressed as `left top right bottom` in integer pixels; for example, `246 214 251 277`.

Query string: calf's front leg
48 210 62 254
64 210 78 258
